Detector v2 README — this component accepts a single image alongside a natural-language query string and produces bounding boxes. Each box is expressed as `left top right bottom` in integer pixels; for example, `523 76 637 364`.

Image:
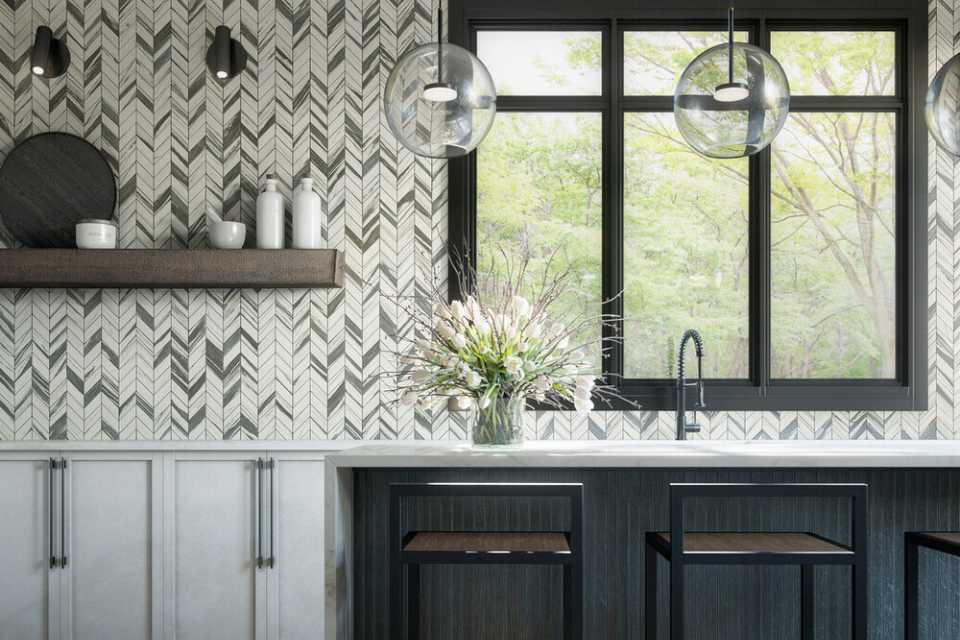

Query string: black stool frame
904 532 960 640
645 483 868 640
389 482 584 640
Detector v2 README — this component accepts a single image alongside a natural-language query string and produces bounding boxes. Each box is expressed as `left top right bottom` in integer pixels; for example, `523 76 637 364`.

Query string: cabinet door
60 454 160 640
265 454 326 640
0 455 57 640
167 454 267 640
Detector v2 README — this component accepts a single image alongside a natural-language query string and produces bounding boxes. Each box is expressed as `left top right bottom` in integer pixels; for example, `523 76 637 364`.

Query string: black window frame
448 0 928 412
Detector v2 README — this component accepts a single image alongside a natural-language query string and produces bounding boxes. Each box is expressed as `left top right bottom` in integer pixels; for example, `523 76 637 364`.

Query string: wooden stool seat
404 531 571 555
650 531 852 560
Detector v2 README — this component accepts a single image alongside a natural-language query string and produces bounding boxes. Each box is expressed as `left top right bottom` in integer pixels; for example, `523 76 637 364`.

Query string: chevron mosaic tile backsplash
0 0 951 440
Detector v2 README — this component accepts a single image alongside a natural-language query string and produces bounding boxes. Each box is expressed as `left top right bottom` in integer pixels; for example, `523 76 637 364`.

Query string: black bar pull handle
256 458 264 570
268 458 276 569
48 458 57 569
60 457 67 568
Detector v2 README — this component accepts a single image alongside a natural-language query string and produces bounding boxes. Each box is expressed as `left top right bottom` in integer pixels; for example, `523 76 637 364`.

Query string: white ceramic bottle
257 175 285 249
292 177 323 249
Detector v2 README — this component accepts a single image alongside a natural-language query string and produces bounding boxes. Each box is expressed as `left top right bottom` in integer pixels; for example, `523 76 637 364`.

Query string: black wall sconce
30 26 70 79
206 26 246 81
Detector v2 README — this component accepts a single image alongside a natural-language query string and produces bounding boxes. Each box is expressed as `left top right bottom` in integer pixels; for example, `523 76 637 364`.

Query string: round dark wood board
0 132 116 247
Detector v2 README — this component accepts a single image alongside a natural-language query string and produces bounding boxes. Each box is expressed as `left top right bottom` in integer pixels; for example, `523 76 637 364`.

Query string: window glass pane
477 112 603 363
771 31 896 95
771 112 896 378
623 113 749 379
476 31 602 95
623 31 748 95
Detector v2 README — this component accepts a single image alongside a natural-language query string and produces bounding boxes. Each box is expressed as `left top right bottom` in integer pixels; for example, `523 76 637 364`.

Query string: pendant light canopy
384 8 497 158
674 7 790 159
927 53 960 155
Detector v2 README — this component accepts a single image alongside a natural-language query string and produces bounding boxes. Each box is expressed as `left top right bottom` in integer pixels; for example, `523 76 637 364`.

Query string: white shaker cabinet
0 454 56 640
165 453 268 640
59 453 161 640
0 447 329 640
265 453 327 640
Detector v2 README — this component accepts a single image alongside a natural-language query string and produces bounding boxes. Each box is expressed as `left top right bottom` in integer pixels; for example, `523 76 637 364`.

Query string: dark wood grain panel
655 531 850 554
355 468 960 640
0 248 343 288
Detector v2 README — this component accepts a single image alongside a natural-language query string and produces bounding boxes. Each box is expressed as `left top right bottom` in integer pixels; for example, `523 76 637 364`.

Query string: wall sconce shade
30 26 70 79
206 26 246 81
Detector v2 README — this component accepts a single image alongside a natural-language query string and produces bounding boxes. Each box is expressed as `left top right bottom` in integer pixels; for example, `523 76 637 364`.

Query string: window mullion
605 19 623 387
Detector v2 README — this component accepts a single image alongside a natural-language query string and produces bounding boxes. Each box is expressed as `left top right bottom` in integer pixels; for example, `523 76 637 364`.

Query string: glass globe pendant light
384 7 497 159
927 53 960 155
674 6 790 159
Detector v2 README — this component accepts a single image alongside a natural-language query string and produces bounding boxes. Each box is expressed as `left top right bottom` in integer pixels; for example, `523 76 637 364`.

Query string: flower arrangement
393 253 628 445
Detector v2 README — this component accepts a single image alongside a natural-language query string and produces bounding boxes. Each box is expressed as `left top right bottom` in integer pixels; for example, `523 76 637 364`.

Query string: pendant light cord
437 7 443 83
727 6 734 84
727 6 733 84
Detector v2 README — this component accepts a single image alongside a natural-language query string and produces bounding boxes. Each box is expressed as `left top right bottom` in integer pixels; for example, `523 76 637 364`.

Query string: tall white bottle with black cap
257 175 285 248
292 177 323 248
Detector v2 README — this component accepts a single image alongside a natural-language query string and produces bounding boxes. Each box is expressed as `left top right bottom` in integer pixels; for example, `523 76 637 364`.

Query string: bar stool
389 482 583 640
904 531 960 639
645 483 868 640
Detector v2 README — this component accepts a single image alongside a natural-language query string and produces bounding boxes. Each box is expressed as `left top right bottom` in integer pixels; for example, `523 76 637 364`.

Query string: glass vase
472 395 525 446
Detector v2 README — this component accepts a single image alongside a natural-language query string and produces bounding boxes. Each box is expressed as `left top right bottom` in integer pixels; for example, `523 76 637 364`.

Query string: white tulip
436 321 455 341
452 333 467 349
475 319 491 335
557 336 569 349
433 302 449 319
574 385 592 401
454 396 473 411
573 396 594 413
465 370 482 388
528 323 543 339
400 391 419 406
449 300 465 320
577 375 596 390
518 341 530 353
411 369 432 384
416 339 434 354
465 296 482 322
399 354 418 365
504 355 523 376
479 395 491 409
443 354 459 368
534 375 551 392
511 295 531 318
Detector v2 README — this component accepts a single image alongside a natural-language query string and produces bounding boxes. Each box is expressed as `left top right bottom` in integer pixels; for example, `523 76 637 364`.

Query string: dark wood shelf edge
0 249 344 289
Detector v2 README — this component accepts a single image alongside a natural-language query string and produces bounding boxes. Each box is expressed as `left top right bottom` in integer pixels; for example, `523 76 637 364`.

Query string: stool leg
670 557 684 640
905 536 919 640
391 558 402 637
645 541 658 640
407 564 420 640
801 565 814 640
852 555 867 640
563 562 583 640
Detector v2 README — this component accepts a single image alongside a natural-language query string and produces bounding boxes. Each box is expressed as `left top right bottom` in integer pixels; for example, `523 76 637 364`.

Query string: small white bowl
208 221 247 249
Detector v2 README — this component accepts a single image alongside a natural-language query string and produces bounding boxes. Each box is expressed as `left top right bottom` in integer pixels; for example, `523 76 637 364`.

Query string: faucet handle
684 420 701 434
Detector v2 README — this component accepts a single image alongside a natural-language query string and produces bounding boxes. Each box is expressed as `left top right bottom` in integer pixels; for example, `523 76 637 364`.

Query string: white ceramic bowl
76 219 117 249
208 221 247 249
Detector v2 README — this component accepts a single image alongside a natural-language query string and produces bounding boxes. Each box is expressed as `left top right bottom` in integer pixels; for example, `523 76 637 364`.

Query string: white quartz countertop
327 439 960 468
4 439 960 468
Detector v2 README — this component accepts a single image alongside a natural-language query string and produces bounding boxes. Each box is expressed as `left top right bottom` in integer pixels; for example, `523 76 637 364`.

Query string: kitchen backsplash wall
0 0 951 440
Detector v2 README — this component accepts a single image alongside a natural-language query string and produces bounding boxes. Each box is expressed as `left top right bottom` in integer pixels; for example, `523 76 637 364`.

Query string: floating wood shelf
0 249 344 288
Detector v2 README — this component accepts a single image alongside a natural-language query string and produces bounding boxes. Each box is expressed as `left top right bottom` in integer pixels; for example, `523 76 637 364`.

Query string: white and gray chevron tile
0 0 954 441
